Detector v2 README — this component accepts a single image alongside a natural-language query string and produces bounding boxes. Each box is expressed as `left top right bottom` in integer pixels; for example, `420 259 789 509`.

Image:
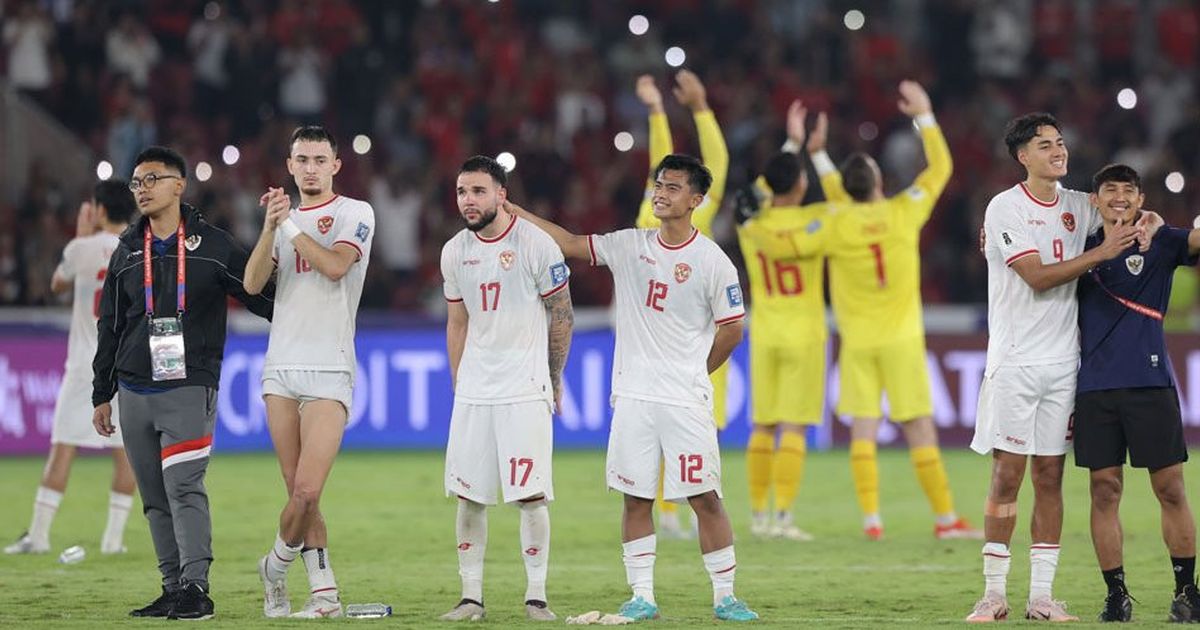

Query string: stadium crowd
2 0 1199 310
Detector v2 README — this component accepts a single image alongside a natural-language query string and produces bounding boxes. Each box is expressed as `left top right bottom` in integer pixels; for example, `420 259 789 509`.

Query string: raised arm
898 80 953 202
505 201 591 261
244 188 284 295
636 75 671 229
807 111 851 204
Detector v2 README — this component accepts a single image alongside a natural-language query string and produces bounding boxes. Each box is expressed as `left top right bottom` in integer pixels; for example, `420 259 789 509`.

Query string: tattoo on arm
544 288 574 387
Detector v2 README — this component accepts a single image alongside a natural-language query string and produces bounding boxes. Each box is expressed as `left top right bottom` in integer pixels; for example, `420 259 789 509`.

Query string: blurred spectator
3 1 54 101
277 31 327 124
106 14 161 89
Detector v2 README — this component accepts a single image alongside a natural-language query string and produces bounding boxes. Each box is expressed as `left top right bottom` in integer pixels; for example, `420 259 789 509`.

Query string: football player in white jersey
967 113 1151 622
437 156 573 623
6 182 137 556
510 154 758 622
244 126 375 619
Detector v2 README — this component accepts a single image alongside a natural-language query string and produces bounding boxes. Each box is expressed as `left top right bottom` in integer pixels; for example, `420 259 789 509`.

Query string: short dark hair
839 152 876 202
1003 112 1061 162
94 180 136 224
1092 163 1142 192
458 155 508 187
654 154 712 196
763 152 804 196
290 125 338 154
133 146 187 179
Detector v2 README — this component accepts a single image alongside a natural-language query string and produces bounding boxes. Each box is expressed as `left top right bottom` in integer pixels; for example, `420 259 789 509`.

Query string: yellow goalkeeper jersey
636 110 728 235
821 122 952 348
736 203 830 345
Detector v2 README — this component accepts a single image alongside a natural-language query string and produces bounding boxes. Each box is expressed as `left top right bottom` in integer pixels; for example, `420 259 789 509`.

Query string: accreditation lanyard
143 221 186 317
1090 269 1164 321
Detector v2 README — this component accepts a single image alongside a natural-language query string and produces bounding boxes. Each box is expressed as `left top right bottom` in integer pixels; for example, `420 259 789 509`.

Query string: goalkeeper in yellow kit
633 70 728 539
734 102 841 541
816 81 981 540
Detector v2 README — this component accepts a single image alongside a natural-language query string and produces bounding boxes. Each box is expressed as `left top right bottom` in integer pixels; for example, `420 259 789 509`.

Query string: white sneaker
525 600 557 621
100 543 127 555
258 555 291 618
439 598 485 621
750 512 771 538
290 593 343 618
769 512 813 541
4 532 49 555
965 592 1010 622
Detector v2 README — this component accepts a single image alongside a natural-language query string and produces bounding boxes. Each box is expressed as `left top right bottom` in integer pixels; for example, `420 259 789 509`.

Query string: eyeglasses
128 173 182 191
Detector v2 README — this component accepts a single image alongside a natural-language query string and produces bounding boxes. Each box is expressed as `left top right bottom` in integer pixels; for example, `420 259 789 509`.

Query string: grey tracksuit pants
118 385 216 590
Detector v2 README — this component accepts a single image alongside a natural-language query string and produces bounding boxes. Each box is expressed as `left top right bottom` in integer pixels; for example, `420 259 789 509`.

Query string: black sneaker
168 583 214 620
129 587 180 617
1170 584 1200 623
1099 586 1133 622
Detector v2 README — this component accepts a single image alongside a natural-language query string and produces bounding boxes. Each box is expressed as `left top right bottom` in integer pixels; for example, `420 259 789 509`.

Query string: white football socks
518 499 550 603
622 534 657 604
456 499 488 602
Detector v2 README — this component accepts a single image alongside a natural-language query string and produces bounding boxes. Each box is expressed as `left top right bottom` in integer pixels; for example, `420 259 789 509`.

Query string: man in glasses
92 146 275 620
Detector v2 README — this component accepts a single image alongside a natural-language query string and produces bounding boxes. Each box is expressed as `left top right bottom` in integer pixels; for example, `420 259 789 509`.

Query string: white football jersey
57 232 121 376
265 195 375 374
983 183 1099 372
441 215 570 405
589 228 745 410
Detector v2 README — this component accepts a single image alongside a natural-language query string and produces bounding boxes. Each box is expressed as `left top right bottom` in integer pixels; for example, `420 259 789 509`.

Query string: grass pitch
0 448 1196 628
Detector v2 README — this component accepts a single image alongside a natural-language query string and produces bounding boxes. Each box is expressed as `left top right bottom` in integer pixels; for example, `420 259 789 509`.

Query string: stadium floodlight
353 134 372 155
196 161 213 182
628 15 649 36
844 9 866 31
858 121 878 141
1117 88 1137 110
96 161 113 180
496 152 517 172
221 145 240 166
665 46 686 67
613 132 634 152
1166 171 1185 194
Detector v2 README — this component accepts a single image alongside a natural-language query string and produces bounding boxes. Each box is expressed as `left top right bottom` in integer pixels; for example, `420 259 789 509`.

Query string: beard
463 206 498 232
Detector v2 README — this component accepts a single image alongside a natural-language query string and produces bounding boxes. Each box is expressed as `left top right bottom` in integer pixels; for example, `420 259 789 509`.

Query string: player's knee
1089 474 1122 509
289 483 322 511
623 494 654 515
687 491 723 517
1152 475 1187 508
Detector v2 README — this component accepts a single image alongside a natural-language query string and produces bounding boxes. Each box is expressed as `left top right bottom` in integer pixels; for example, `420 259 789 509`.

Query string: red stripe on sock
983 553 1011 559
631 552 656 558
35 501 58 509
1030 544 1060 550
714 564 737 575
311 587 338 594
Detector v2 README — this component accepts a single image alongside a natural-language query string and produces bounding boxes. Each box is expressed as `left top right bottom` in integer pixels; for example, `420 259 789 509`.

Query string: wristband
782 139 801 154
915 113 937 128
279 218 302 242
810 150 836 176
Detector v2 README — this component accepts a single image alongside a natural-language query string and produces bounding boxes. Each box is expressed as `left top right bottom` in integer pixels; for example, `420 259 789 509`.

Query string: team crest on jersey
726 284 743 307
499 250 516 270
184 234 202 251
317 216 334 235
1061 212 1076 232
1125 254 1144 276
549 262 569 285
355 222 370 243
674 262 692 283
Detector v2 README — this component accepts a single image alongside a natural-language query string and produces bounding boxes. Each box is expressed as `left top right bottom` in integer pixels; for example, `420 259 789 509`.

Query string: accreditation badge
149 317 187 381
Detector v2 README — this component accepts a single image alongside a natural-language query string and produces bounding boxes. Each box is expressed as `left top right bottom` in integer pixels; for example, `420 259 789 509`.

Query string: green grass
0 448 1197 628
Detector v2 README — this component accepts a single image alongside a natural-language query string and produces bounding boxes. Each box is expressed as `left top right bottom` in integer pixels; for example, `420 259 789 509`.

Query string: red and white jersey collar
656 228 698 251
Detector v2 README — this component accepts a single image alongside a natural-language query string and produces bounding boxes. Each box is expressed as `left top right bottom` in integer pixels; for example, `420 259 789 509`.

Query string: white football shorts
52 371 123 449
971 360 1077 457
606 396 723 503
445 399 554 505
261 369 354 415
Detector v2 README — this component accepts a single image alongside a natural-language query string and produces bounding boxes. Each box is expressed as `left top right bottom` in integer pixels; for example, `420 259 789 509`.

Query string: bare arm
290 234 359 282
543 287 574 413
50 270 71 294
504 201 591 261
245 188 285 295
446 300 469 389
1010 221 1138 292
706 319 744 374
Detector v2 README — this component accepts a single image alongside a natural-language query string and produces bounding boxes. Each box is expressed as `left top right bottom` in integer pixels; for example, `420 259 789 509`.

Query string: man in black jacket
91 146 274 620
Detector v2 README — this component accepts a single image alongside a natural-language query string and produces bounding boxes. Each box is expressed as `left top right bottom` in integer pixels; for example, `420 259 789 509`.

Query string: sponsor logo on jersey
463 259 480 265
1004 435 1027 446
499 250 516 270
355 222 370 243
1125 254 1144 276
184 234 202 251
317 215 334 235
549 262 568 286
726 284 743 307
1027 219 1046 226
1061 212 1076 232
639 254 657 266
674 262 691 283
